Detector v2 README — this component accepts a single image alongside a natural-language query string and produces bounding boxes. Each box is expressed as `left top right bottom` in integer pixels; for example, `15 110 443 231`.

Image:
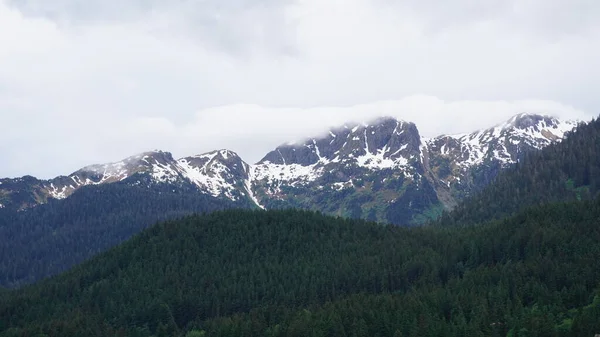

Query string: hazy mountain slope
0 150 259 288
2 202 600 336
0 178 243 288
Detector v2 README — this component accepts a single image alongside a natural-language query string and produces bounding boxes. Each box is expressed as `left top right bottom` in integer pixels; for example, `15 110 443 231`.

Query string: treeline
441 117 600 225
0 181 243 288
1 203 600 336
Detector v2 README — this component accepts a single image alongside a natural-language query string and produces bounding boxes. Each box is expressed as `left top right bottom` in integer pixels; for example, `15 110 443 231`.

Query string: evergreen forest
0 182 241 288
1 204 600 336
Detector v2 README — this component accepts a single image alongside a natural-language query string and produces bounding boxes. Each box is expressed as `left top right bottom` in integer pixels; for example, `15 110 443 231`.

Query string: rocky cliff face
251 117 434 224
0 113 579 225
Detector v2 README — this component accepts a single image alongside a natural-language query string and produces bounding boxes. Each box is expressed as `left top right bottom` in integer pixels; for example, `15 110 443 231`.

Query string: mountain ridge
0 113 580 224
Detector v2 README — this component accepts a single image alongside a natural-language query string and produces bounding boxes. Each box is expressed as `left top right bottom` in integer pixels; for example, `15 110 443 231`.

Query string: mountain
0 151 180 210
178 150 255 204
0 148 261 288
442 116 600 225
0 149 254 211
2 204 600 336
251 117 437 224
426 113 578 201
252 113 579 224
0 113 579 225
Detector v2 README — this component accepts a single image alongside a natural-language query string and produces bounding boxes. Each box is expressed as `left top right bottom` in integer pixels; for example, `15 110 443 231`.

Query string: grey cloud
8 0 297 55
8 0 290 22
508 0 600 37
377 0 600 38
390 0 511 33
8 0 154 22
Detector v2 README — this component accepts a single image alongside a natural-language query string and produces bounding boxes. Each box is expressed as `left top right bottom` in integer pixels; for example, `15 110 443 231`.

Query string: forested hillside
442 117 600 225
0 181 243 288
2 205 599 337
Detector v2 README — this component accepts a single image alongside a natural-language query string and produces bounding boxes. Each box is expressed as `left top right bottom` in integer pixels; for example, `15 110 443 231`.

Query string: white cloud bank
0 0 598 178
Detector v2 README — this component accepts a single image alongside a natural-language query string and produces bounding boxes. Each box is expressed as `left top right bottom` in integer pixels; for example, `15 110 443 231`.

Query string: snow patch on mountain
244 166 265 209
150 162 181 183
355 129 396 170
252 162 324 186
177 151 241 201
332 181 354 191
48 183 73 200
355 144 410 170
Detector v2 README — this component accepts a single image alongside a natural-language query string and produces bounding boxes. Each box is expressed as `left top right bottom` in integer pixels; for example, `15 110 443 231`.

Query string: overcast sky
1 0 598 178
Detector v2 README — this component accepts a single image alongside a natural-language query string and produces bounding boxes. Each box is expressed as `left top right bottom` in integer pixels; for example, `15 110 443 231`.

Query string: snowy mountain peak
258 116 419 168
76 150 180 186
181 150 247 178
490 113 571 136
9 150 186 204
424 113 580 199
40 149 255 205
81 150 171 170
251 116 425 206
41 148 255 204
178 149 250 202
188 149 240 162
505 113 557 129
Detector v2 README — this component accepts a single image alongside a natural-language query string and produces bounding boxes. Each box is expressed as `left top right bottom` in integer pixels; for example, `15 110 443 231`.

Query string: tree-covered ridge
442 117 600 225
0 181 243 288
2 203 600 336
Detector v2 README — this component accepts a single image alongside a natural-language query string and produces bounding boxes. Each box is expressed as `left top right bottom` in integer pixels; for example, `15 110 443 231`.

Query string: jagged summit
493 113 577 138
78 150 176 179
43 150 184 200
505 113 558 129
187 149 241 160
178 149 251 202
87 150 179 182
258 116 420 168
